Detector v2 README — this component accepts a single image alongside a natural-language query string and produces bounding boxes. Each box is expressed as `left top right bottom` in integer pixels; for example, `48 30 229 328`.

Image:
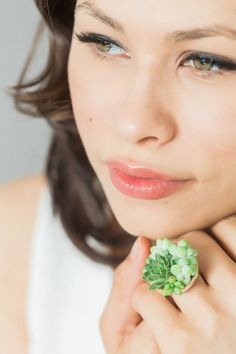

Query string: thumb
99 235 151 353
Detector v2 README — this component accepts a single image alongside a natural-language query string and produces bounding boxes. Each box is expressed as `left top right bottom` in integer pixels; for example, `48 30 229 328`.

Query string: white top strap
26 185 113 354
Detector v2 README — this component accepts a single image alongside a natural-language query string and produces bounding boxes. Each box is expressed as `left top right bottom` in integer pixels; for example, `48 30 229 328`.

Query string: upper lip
104 158 190 181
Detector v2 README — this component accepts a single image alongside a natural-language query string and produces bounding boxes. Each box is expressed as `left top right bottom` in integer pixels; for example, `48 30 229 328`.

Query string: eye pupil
194 57 213 71
96 43 111 53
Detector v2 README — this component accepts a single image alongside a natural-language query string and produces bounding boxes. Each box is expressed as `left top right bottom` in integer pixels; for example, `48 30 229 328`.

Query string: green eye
193 57 215 71
96 42 112 53
95 42 124 55
182 52 236 75
74 32 127 58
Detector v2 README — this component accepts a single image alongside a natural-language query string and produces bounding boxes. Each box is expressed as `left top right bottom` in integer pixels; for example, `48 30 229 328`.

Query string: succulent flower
142 238 199 296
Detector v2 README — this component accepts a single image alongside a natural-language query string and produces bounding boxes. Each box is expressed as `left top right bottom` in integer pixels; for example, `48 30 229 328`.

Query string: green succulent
142 238 199 296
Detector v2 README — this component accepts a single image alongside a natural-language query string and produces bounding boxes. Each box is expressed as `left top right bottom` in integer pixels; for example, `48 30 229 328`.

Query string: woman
1 0 236 353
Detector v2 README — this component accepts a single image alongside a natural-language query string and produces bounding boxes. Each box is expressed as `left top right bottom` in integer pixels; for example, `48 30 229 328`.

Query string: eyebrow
75 0 236 42
76 1 124 33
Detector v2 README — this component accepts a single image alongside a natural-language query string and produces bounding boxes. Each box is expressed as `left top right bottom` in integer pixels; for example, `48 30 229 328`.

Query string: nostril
138 136 160 144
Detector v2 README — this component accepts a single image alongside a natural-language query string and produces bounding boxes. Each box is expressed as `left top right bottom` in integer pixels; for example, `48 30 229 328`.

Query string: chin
114 213 199 241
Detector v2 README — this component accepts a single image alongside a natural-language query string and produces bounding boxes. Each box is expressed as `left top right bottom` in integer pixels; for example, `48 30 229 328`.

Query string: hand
132 215 236 354
99 236 162 354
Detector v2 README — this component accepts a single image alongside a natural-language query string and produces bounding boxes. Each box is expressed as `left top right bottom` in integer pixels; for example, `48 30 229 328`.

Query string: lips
104 158 190 200
104 158 189 182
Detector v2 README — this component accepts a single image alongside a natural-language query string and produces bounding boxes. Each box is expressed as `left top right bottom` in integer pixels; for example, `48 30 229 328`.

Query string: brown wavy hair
10 0 135 268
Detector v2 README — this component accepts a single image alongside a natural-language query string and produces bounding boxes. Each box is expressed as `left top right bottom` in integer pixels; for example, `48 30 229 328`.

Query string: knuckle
215 214 236 227
112 260 130 288
131 282 148 309
201 305 223 338
190 299 224 338
173 230 202 244
131 286 139 309
146 337 160 354
149 337 161 354
182 231 196 238
182 230 203 240
226 266 236 286
133 321 160 354
170 230 212 253
173 328 193 354
232 270 236 288
182 230 210 248
98 306 112 337
99 311 113 349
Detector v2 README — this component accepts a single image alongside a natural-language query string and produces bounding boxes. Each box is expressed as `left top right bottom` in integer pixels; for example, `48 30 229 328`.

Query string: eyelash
74 32 236 77
74 32 127 60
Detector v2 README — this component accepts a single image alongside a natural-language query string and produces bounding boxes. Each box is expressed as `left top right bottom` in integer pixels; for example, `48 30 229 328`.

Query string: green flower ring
142 238 199 296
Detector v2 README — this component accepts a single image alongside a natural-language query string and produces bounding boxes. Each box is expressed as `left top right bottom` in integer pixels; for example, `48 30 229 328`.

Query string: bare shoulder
0 174 47 353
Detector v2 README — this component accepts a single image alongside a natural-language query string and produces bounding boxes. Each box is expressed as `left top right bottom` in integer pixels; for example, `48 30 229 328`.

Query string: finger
172 230 236 288
132 282 181 343
208 214 236 262
121 320 161 354
99 236 151 353
171 273 210 315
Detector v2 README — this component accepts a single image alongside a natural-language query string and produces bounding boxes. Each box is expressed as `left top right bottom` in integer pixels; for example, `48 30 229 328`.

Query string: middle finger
122 320 161 354
171 230 235 289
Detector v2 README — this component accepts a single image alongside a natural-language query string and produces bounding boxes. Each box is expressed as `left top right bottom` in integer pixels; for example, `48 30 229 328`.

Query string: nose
112 68 177 148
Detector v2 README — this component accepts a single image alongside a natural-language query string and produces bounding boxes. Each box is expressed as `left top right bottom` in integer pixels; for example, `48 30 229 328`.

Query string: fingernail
129 237 141 259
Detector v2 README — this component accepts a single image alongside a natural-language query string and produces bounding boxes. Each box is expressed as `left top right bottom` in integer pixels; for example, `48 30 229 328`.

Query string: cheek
69 79 109 169
72 89 106 160
68 41 129 139
68 55 109 148
180 90 236 156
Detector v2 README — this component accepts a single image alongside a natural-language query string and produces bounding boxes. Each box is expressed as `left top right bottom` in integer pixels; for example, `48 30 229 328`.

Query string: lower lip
109 167 189 200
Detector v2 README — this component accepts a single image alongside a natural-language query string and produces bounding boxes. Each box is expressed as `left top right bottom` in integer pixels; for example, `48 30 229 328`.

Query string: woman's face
68 0 236 240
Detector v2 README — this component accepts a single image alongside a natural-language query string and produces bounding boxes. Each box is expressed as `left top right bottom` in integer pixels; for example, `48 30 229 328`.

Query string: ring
142 238 199 296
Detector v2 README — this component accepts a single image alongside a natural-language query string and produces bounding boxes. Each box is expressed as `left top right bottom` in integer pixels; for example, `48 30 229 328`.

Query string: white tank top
26 184 113 354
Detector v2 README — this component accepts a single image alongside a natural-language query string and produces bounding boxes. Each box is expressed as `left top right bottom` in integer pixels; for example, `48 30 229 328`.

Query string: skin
68 0 236 240
100 230 236 354
67 0 236 353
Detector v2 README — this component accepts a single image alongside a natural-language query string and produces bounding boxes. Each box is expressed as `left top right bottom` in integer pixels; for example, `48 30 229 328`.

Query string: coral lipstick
106 159 190 200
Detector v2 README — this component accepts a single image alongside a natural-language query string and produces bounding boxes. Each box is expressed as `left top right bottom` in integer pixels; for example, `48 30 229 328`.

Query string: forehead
76 0 236 31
